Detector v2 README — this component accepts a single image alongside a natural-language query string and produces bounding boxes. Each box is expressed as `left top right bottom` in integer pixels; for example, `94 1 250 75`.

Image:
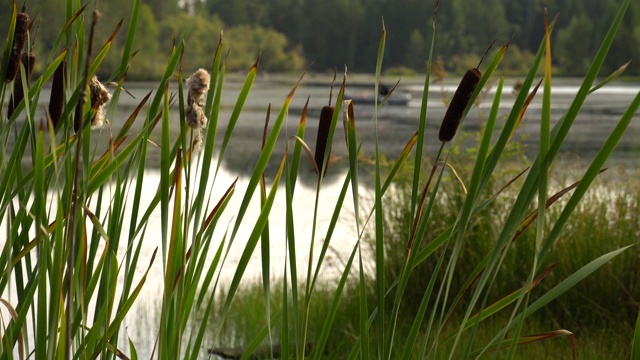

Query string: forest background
2 0 639 79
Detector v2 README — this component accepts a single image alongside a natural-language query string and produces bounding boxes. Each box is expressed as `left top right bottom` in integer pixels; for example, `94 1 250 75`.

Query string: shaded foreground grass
213 280 635 359
210 158 639 359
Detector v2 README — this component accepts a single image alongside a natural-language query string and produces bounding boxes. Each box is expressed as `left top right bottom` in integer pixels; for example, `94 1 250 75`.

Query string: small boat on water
343 84 412 106
343 91 412 106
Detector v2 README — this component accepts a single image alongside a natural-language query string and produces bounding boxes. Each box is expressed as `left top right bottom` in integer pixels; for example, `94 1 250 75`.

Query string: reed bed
0 0 639 359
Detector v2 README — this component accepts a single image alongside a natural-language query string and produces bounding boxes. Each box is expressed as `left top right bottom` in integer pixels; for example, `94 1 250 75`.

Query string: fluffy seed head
438 68 481 142
89 76 111 109
186 104 207 129
187 69 210 106
91 107 106 129
87 76 111 129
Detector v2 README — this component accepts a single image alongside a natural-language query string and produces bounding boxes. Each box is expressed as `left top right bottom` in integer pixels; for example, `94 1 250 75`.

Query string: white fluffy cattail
186 103 207 129
186 68 210 107
89 76 111 128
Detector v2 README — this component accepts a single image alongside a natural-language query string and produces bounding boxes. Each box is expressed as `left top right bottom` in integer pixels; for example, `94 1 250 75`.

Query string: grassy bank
210 157 639 358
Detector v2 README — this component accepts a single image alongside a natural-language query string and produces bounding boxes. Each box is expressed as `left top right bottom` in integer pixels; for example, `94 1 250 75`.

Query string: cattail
75 76 111 131
22 51 36 76
48 59 66 129
437 68 481 142
314 105 334 176
186 68 210 107
186 103 207 129
89 75 111 108
89 75 111 129
7 52 36 119
5 6 29 83
437 41 496 142
91 106 106 129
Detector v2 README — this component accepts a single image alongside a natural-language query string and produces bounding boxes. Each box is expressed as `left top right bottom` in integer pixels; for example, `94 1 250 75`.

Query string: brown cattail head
314 105 334 176
7 52 36 119
186 104 207 129
438 68 481 142
48 59 66 129
5 9 30 83
22 51 36 76
186 68 210 107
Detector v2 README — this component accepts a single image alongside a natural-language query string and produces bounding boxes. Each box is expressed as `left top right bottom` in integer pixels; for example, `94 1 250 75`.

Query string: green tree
606 0 640 75
206 0 270 26
404 29 426 71
128 3 161 79
225 25 305 73
142 0 179 22
159 12 223 72
555 12 594 75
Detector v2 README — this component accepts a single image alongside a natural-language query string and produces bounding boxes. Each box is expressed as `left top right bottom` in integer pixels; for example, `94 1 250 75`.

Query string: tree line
2 0 639 79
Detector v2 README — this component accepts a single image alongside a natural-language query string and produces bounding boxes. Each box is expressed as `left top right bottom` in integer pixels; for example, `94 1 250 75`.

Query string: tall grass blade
214 61 257 179
372 19 388 359
309 168 351 292
480 244 637 357
471 330 576 359
225 77 301 291
259 106 273 356
633 308 640 360
506 11 552 358
589 60 631 95
240 311 282 360
116 0 141 79
539 89 640 261
312 244 358 360
411 0 439 224
0 0 18 86
219 153 287 333
442 264 556 340
285 99 310 355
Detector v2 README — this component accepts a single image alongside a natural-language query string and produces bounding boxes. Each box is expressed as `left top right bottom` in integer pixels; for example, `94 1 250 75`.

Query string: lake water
2 75 639 357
